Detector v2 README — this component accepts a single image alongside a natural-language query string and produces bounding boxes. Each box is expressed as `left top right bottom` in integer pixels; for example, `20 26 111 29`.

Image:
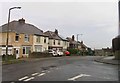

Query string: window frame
44 37 47 43
53 40 55 45
15 33 19 41
58 40 60 45
22 46 31 54
24 34 29 42
36 36 40 43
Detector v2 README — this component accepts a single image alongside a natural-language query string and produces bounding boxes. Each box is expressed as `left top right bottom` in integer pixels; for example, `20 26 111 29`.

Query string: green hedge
2 54 16 61
68 48 79 54
29 52 52 58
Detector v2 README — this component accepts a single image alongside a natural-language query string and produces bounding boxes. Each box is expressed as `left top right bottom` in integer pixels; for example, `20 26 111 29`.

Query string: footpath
94 56 120 65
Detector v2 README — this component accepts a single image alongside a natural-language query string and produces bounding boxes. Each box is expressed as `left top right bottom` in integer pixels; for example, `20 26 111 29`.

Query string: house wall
62 41 69 50
0 32 33 58
33 35 48 52
48 39 63 50
48 39 62 47
0 32 13 45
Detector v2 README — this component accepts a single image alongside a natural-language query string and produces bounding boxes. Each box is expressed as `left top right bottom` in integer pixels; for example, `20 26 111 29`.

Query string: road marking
24 77 35 81
38 73 46 77
18 76 28 81
93 62 103 64
103 77 111 79
10 82 14 83
68 74 91 81
47 71 50 73
31 73 39 76
42 71 45 72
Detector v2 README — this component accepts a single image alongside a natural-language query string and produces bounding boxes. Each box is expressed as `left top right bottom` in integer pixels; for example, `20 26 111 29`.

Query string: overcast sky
0 0 119 49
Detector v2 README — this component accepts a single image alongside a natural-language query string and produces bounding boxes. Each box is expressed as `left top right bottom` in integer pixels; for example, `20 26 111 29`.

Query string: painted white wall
33 35 48 52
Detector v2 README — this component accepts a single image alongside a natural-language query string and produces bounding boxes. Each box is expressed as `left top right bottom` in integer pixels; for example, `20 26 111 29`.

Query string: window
53 40 55 45
58 40 60 45
64 41 67 45
25 34 29 42
35 45 42 52
44 37 46 43
23 46 31 54
15 33 19 41
36 36 40 43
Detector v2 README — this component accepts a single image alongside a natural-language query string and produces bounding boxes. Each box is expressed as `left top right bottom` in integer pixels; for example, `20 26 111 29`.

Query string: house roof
44 31 61 40
59 35 68 41
66 37 77 44
0 18 47 36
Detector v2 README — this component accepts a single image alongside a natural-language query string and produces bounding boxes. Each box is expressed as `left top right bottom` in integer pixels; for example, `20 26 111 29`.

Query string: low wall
114 50 120 60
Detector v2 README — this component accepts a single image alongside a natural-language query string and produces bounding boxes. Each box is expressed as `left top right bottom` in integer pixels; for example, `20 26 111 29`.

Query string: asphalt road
2 56 119 82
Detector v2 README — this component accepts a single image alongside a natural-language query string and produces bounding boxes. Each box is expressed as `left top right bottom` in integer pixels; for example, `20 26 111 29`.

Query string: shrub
29 52 52 58
68 48 79 54
2 54 16 61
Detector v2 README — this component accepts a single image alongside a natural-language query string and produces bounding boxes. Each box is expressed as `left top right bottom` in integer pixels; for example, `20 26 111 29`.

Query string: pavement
94 56 120 65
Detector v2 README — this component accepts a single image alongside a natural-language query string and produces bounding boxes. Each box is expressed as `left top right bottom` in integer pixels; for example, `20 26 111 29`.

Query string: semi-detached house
44 29 69 51
0 18 49 58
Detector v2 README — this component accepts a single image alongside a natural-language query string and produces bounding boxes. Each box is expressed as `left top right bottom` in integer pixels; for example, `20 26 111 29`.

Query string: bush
29 52 52 58
68 48 79 54
2 54 16 61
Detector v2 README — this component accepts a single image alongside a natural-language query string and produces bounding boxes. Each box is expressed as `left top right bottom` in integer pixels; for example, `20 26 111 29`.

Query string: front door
16 49 19 59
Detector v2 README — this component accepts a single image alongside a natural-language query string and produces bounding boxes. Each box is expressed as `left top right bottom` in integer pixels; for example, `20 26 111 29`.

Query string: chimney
81 41 83 44
18 18 25 24
72 35 74 41
55 29 58 35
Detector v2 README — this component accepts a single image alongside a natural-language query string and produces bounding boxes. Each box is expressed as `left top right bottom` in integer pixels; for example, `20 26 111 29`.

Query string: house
33 34 49 52
102 47 113 56
58 35 69 51
77 41 88 51
94 49 103 56
0 18 48 58
66 35 78 49
44 29 69 51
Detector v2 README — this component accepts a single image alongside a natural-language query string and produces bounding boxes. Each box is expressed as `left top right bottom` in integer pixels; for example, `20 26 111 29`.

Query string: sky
0 0 119 49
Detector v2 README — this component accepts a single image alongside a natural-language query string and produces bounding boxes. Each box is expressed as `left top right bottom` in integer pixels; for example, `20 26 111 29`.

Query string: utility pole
77 34 83 49
6 7 21 60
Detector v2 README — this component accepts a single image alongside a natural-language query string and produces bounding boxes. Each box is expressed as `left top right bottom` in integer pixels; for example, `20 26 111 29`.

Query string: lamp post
6 7 21 60
77 34 83 49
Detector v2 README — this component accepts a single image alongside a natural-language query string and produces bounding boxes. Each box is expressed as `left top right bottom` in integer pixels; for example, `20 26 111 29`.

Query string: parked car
65 51 70 56
48 50 63 57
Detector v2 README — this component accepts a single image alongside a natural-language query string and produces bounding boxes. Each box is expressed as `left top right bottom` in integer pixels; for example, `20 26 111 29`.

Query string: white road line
18 76 28 81
31 73 39 76
24 77 35 81
68 74 91 81
68 74 84 81
42 71 45 72
10 82 14 83
93 62 103 64
47 71 50 73
38 73 46 77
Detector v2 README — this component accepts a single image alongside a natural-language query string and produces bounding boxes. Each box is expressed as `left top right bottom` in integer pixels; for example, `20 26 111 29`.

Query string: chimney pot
18 18 25 24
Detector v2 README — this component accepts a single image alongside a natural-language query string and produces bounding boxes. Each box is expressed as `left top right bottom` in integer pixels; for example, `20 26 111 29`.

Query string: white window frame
24 34 29 42
23 46 31 55
36 36 41 43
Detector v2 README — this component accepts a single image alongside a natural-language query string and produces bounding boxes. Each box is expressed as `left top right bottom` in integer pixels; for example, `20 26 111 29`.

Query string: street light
77 34 83 49
6 7 21 60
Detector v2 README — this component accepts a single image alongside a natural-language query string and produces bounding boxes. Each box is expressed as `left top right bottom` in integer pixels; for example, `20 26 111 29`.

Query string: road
2 56 118 82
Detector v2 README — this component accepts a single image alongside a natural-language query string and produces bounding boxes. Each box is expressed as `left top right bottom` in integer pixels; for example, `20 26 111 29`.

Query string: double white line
18 72 46 81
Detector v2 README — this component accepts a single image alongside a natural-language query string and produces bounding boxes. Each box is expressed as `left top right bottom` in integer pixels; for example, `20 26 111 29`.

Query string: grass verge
2 59 25 65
